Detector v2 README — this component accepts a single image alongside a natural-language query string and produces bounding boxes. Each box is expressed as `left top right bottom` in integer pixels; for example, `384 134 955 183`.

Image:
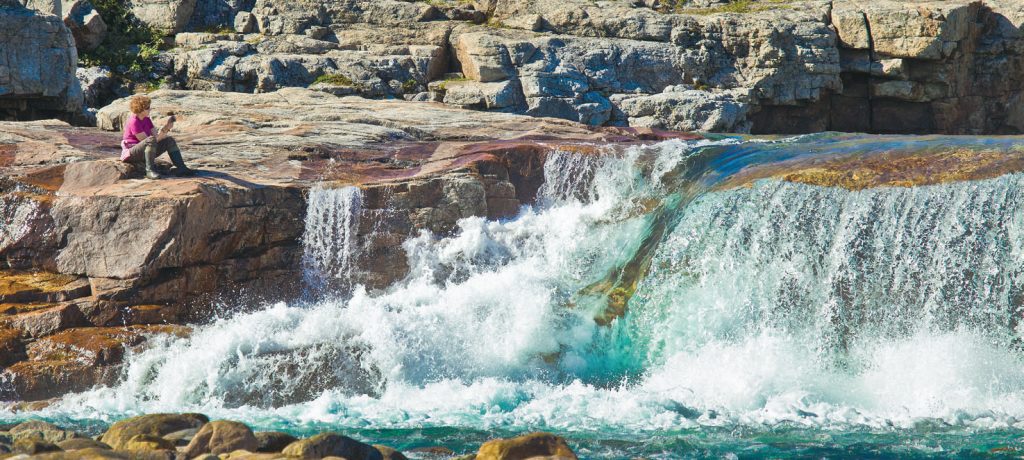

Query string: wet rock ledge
0 415 577 459
0 88 694 401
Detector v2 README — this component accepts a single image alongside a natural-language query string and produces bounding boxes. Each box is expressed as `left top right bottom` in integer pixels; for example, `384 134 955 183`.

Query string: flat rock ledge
0 415 577 459
0 88 694 401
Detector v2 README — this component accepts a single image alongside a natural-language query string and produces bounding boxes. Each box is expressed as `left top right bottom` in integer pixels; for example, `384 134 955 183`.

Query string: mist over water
12 134 1024 457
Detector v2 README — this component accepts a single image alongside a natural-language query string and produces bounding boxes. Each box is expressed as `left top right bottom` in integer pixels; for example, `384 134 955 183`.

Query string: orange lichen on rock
25 325 189 366
721 147 1024 191
0 271 91 304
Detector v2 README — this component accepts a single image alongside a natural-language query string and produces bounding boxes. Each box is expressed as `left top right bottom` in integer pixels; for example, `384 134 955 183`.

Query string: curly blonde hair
129 95 152 115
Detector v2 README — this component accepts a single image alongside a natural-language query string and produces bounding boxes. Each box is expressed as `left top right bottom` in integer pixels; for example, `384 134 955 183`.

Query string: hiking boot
146 169 163 180
172 166 197 177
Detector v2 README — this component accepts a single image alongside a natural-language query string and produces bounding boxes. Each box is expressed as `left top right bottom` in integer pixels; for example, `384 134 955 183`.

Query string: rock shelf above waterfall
0 89 694 401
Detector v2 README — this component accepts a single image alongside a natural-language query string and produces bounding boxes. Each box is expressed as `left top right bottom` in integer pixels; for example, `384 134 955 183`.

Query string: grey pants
125 136 187 170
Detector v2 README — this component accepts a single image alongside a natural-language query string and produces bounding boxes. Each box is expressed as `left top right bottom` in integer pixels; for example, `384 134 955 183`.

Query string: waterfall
34 135 1024 456
302 186 363 290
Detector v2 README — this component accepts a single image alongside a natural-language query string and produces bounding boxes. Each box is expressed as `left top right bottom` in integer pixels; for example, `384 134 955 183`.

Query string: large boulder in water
281 433 383 460
182 420 259 457
100 413 208 450
476 432 577 460
254 431 297 453
0 0 83 119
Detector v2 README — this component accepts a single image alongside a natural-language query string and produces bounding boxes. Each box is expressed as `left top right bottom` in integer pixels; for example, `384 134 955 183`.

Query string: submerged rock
55 438 112 450
99 413 208 450
475 432 577 460
12 437 62 454
254 431 297 453
374 444 409 460
281 432 383 460
183 420 259 457
122 433 176 452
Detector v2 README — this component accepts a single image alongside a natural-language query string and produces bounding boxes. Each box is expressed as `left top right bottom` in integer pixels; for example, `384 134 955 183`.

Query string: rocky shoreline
0 415 578 459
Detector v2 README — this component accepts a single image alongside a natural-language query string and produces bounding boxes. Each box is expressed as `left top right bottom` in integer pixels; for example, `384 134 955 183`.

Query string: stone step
0 271 91 304
0 303 88 338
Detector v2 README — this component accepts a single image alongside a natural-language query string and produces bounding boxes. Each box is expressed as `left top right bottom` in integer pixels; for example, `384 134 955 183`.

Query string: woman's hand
157 120 173 141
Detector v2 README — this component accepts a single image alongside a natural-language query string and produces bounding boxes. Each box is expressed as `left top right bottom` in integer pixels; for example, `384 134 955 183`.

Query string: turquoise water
6 133 1024 458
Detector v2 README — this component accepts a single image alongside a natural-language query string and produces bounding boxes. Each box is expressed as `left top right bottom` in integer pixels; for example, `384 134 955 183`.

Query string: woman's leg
156 137 194 176
143 139 165 179
125 138 151 163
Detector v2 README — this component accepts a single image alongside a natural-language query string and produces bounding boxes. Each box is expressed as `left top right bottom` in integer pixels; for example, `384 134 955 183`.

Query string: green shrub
401 79 419 94
313 73 356 86
672 0 793 14
79 0 166 76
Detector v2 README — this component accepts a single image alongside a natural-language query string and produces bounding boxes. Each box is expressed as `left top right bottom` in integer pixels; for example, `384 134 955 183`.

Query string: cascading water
14 134 1024 457
302 185 363 292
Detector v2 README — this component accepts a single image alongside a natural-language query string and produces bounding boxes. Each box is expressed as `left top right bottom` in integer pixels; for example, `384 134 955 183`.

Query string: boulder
281 433 383 460
442 79 522 110
20 0 59 15
76 66 117 110
374 445 409 460
12 437 62 454
254 431 297 453
161 427 199 446
99 413 208 450
129 0 197 33
62 0 106 51
453 32 516 83
29 448 134 459
234 10 255 33
8 420 82 444
122 434 176 451
611 88 750 133
182 420 258 457
476 432 577 460
0 0 83 118
55 438 112 450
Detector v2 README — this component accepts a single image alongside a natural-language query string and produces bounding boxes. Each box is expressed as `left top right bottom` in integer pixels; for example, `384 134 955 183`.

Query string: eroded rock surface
0 0 83 121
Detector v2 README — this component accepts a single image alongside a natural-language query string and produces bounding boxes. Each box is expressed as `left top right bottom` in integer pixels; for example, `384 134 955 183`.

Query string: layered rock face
0 88 686 400
823 0 1024 134
0 0 82 121
114 0 1017 135
16 0 1024 134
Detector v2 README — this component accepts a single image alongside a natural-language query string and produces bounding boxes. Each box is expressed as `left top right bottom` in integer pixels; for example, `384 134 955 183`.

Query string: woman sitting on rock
120 95 195 179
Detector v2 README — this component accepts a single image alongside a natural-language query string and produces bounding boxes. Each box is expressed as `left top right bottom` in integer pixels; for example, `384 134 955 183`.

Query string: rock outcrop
0 0 83 121
822 0 1024 134
105 0 1022 135
0 88 690 401
62 0 107 51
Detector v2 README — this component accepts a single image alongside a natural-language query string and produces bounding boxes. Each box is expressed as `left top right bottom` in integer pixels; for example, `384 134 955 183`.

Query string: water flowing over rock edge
6 134 1024 458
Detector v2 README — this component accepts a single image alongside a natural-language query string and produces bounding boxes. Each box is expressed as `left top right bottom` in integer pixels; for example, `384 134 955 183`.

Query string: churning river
7 133 1024 458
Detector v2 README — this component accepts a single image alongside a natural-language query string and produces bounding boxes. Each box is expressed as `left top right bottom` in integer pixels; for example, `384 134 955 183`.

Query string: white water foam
29 138 1024 439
